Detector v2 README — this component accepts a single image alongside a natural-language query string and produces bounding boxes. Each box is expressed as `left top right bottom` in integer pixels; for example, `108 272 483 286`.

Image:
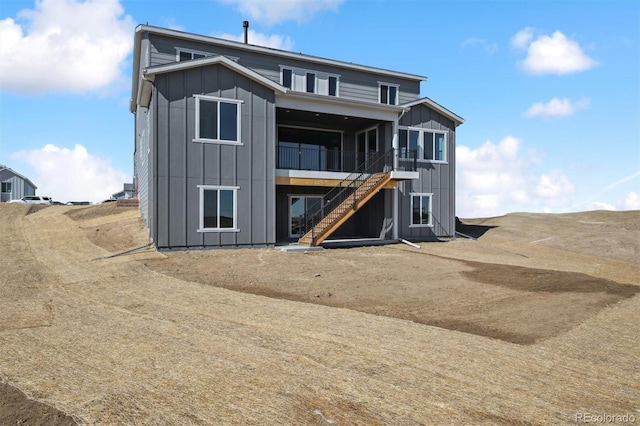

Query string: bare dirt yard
1 203 638 424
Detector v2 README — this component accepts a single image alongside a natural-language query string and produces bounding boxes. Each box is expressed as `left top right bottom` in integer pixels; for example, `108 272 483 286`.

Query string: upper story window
280 66 339 97
1 182 11 193
306 72 316 93
379 83 398 105
176 48 209 62
328 75 338 96
194 95 243 145
399 127 447 162
282 68 293 89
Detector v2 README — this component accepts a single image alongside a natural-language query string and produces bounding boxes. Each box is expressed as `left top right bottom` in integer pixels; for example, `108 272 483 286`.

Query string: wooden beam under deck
276 176 345 187
276 176 412 188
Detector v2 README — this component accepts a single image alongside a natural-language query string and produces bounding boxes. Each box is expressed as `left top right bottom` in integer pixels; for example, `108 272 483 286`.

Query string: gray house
0 166 37 202
130 25 463 249
111 183 135 200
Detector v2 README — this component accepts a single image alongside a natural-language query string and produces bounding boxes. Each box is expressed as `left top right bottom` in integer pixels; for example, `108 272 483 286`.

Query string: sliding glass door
289 195 323 238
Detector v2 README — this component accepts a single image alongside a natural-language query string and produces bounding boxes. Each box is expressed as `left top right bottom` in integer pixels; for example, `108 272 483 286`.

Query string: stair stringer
298 172 393 246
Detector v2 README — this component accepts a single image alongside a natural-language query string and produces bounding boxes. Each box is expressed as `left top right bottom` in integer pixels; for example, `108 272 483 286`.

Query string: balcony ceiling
276 108 381 133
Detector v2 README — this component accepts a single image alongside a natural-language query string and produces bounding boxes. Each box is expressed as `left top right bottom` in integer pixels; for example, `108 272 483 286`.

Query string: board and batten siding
148 34 420 108
397 104 456 239
0 170 36 202
152 63 276 248
135 105 153 234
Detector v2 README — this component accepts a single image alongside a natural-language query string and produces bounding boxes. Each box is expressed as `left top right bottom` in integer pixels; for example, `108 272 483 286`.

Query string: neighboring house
111 183 136 200
130 25 463 249
0 165 37 202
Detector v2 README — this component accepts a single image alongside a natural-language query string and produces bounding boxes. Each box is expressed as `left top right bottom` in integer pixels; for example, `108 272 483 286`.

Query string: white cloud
591 201 616 211
510 27 534 50
12 144 129 203
217 0 343 25
456 137 575 218
0 0 135 94
215 29 294 50
512 28 597 75
524 97 590 118
621 192 640 210
461 37 498 55
535 170 575 206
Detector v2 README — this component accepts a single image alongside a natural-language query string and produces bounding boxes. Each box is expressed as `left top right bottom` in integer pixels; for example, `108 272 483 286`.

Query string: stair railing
299 147 416 245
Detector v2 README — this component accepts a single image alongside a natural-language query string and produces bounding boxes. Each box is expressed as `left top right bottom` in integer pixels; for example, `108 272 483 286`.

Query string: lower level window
410 193 433 227
198 185 239 232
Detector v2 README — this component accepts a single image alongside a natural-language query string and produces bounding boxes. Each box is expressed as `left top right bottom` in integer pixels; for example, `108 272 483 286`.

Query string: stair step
298 171 391 246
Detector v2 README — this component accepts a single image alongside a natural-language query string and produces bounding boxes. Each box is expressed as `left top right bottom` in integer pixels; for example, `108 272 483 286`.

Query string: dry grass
0 203 638 424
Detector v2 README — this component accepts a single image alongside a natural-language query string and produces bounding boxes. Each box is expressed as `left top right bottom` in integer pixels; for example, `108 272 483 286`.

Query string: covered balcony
275 107 411 186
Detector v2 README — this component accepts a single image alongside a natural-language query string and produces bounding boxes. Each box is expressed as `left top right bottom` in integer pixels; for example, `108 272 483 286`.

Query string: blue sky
0 0 638 217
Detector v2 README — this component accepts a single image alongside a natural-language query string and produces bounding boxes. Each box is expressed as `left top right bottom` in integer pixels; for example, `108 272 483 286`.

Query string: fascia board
1 167 37 190
143 55 287 94
402 97 465 126
136 25 428 82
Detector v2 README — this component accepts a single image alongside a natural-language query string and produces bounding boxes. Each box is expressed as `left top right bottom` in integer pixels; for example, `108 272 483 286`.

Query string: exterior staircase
298 171 392 247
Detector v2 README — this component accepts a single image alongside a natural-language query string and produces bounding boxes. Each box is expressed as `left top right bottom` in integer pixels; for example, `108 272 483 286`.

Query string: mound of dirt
2 204 638 424
64 202 137 222
0 382 76 426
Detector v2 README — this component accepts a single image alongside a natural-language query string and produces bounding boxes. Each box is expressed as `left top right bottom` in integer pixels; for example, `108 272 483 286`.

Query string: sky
0 0 638 217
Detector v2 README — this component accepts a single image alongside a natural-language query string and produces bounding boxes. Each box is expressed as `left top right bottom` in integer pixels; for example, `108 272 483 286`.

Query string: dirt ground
1 203 639 424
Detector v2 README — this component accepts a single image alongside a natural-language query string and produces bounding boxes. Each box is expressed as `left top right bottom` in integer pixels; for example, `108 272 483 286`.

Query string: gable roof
401 97 465 127
136 55 287 109
0 166 37 189
131 24 429 112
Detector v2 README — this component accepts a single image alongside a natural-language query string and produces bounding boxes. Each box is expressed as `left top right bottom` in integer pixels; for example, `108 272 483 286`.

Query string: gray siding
148 34 420 106
152 63 276 248
0 170 36 202
135 105 153 235
398 104 456 239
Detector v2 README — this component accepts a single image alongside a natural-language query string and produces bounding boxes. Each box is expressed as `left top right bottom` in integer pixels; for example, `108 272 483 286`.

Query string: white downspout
392 108 408 240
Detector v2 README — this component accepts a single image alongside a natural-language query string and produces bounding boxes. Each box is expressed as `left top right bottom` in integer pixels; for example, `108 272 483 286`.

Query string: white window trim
281 67 293 88
193 95 244 145
279 65 340 96
399 126 448 164
197 185 240 233
409 192 433 228
378 81 399 105
176 47 211 61
305 72 316 93
328 74 339 97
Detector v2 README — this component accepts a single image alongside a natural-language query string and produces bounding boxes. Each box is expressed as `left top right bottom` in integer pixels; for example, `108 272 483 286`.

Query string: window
198 186 239 232
194 96 242 144
424 131 447 161
282 68 293 89
1 182 11 193
410 193 433 227
328 76 338 96
280 66 339 96
176 48 208 61
399 128 447 162
379 83 398 105
306 72 316 93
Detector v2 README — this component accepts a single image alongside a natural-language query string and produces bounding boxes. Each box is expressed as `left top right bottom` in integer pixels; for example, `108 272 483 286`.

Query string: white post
392 117 399 239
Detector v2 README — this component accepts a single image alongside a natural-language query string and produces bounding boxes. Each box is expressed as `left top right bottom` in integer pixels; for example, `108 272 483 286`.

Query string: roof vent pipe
243 21 249 44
